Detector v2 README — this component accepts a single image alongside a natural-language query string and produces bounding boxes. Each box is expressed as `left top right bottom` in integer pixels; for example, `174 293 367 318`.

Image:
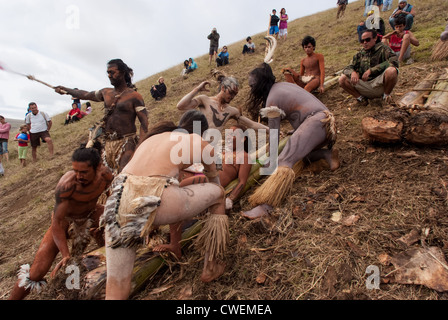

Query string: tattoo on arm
182 187 195 197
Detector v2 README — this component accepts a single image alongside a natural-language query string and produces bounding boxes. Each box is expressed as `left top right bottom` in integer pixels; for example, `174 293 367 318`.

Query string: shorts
269 25 279 35
394 46 411 60
0 140 8 155
30 131 51 147
354 71 388 99
209 46 218 55
18 146 28 159
279 28 288 37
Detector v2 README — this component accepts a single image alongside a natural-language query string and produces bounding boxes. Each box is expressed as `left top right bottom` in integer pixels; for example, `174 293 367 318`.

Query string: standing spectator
279 8 289 40
389 0 415 30
216 46 229 67
150 77 167 101
242 36 255 54
268 9 280 39
72 90 81 110
25 102 54 162
64 102 83 125
339 29 399 105
337 0 348 19
0 115 11 163
207 28 220 66
383 0 393 11
374 0 383 11
14 125 30 167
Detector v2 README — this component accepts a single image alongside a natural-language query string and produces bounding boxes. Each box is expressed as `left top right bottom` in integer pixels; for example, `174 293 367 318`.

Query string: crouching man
103 110 229 300
9 143 113 300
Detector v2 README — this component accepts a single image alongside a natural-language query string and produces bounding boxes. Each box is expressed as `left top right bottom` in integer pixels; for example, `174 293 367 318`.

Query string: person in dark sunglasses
339 29 399 105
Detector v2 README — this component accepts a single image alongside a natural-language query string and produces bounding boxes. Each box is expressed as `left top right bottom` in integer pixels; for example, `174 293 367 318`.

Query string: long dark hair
72 141 102 170
246 63 276 120
107 59 137 90
139 110 209 144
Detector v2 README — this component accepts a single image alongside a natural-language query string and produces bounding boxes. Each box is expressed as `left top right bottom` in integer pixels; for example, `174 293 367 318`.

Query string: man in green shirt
339 29 399 105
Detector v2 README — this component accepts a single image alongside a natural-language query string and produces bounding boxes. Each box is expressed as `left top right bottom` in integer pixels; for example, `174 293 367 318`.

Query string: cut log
361 117 404 143
424 70 448 113
81 221 202 300
397 73 440 108
404 111 448 146
362 72 448 146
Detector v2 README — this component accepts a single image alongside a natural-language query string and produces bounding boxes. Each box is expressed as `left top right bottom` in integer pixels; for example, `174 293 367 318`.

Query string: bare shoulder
227 105 241 116
195 94 212 106
99 165 114 184
130 89 144 99
55 171 77 199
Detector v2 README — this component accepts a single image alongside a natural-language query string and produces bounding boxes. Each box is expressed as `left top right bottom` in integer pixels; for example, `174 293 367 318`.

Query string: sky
0 0 341 120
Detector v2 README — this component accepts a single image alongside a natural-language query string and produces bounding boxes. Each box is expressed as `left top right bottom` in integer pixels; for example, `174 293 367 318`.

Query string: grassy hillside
1 0 448 300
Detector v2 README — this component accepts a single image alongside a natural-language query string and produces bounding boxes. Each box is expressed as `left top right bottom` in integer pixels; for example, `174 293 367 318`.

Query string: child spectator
216 46 229 67
383 13 419 64
14 125 30 167
279 8 288 40
268 9 280 39
282 35 326 93
242 36 255 54
83 102 92 115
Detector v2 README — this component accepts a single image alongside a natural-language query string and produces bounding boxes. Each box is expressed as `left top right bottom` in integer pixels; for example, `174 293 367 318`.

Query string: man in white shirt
25 102 54 161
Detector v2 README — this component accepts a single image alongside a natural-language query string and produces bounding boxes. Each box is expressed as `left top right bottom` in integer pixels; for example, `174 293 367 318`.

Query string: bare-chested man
9 143 113 300
55 59 148 174
243 63 340 220
282 36 326 93
177 72 268 133
103 110 229 300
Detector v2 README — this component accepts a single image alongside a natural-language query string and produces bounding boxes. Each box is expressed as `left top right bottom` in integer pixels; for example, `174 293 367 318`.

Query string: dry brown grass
1 0 448 301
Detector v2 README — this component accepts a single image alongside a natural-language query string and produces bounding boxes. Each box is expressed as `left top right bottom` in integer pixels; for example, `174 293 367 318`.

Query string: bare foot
153 243 182 259
241 204 273 220
330 149 340 171
200 259 226 282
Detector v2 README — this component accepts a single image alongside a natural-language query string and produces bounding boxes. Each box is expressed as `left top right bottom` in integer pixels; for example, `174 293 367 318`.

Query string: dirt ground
1 60 448 301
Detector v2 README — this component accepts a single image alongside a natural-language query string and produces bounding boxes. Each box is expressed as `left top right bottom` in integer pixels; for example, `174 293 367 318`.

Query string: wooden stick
411 88 448 93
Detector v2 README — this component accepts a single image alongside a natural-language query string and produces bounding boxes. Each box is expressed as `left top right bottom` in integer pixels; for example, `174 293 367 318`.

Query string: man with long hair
9 143 113 300
55 59 149 174
243 63 340 220
103 110 229 299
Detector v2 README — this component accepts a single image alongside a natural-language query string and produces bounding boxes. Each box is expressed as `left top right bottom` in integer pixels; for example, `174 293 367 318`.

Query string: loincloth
66 210 96 257
320 110 337 150
102 133 138 173
101 173 179 248
301 75 315 84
